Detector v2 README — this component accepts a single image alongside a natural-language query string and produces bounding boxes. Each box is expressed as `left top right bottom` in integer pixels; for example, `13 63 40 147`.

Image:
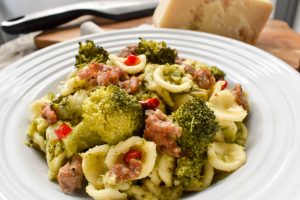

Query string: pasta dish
26 39 249 200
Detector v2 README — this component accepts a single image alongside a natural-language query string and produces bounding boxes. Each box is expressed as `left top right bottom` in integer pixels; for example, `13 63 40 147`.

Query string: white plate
0 29 300 200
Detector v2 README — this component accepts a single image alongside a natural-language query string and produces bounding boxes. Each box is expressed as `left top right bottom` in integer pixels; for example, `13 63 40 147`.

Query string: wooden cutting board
34 17 300 71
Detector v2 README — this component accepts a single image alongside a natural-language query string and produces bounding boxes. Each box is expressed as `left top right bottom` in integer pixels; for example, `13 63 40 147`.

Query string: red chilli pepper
123 150 142 165
124 54 140 66
55 123 72 140
221 80 228 90
139 98 160 110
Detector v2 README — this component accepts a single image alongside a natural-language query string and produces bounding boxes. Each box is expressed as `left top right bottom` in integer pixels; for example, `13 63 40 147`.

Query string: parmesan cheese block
153 0 273 44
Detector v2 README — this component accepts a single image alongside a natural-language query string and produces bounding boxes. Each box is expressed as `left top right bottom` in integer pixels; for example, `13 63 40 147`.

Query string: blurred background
0 0 299 44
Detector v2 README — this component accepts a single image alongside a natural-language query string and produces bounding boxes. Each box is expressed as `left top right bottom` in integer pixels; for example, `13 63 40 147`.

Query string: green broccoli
175 156 205 191
172 98 218 190
52 90 89 125
173 98 218 157
209 66 225 80
82 85 144 145
75 40 108 68
137 38 177 64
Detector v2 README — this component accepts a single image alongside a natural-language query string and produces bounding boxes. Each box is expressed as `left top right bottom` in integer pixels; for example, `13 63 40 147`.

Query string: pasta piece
235 122 248 146
207 90 247 121
157 153 175 187
153 65 193 93
86 184 127 200
27 117 49 152
45 122 67 180
58 76 87 96
81 145 110 189
142 179 182 200
201 162 214 188
144 64 174 107
208 142 246 172
148 167 161 186
143 179 162 197
105 136 157 180
30 95 52 119
209 80 227 99
109 54 147 74
219 120 238 142
213 129 225 142
127 185 158 200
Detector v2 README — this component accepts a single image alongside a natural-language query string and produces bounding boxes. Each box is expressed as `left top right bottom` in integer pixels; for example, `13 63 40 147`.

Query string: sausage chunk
109 159 142 182
117 44 138 58
143 109 182 157
41 104 57 124
193 69 216 89
57 155 83 194
119 76 140 94
232 84 249 111
78 62 140 93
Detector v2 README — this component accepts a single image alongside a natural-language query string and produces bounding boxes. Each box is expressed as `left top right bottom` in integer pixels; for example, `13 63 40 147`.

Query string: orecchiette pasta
81 145 110 189
235 122 248 146
30 95 52 119
58 76 86 96
127 185 158 200
201 162 214 188
153 65 193 93
219 120 238 142
213 129 225 143
157 153 175 187
109 54 147 74
45 122 67 180
144 64 175 107
209 80 227 99
207 90 247 122
105 136 157 180
207 142 246 172
86 184 127 200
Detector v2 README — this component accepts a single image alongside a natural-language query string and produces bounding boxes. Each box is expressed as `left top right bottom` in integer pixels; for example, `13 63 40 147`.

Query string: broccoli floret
173 98 218 157
75 40 108 68
82 85 144 145
173 98 218 190
209 66 225 80
137 38 177 64
175 156 206 191
52 90 89 125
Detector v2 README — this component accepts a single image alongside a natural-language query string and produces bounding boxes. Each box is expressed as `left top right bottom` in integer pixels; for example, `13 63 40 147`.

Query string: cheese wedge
153 0 273 44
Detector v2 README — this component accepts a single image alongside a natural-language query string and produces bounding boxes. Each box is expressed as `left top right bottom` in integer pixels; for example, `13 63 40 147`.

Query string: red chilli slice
139 98 160 110
123 150 142 165
124 54 140 66
221 80 228 90
55 123 72 140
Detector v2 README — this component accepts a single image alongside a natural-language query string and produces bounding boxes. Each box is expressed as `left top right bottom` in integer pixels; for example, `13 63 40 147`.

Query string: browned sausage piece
57 155 84 195
108 159 142 182
193 69 216 89
119 76 140 94
41 104 58 124
232 84 249 111
117 44 138 58
143 109 182 157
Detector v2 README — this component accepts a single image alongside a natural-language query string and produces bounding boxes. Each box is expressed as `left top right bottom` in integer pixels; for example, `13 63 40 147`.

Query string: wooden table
34 17 300 71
